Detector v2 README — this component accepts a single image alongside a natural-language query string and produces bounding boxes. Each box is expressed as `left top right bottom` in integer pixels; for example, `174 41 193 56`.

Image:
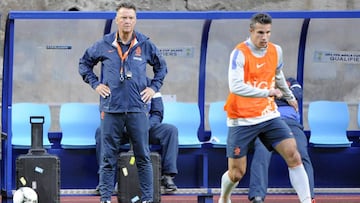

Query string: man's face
249 22 271 48
115 7 136 34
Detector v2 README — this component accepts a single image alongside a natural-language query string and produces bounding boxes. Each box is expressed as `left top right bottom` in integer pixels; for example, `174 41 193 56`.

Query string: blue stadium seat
59 103 100 149
308 100 352 147
163 102 201 148
11 103 52 149
208 101 227 148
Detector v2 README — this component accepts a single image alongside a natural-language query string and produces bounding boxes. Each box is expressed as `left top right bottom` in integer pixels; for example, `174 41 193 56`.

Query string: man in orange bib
218 13 312 203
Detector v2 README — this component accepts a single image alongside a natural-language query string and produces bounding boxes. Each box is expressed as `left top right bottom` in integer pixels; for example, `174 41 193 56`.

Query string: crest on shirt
133 47 143 61
135 47 142 56
234 146 241 156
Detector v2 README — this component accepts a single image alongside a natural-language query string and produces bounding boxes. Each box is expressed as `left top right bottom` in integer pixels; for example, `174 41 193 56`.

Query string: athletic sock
218 171 239 203
289 164 312 203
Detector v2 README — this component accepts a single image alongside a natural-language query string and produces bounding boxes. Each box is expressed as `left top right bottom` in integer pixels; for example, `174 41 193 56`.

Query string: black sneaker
161 175 177 192
95 184 100 195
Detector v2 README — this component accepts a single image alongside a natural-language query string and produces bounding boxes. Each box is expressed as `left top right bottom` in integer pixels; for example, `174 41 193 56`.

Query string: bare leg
275 138 311 203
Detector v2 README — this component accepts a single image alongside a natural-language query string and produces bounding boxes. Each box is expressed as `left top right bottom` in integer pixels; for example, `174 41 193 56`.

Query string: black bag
15 116 60 203
117 151 161 203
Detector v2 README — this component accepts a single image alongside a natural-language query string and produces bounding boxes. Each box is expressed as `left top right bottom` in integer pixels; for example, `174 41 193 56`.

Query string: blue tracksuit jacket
79 31 168 113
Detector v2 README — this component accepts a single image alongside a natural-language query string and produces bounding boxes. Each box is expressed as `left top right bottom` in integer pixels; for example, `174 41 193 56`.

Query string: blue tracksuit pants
149 123 178 175
98 112 153 202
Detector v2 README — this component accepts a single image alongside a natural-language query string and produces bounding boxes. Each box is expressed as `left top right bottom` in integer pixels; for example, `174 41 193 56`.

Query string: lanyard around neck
115 33 136 75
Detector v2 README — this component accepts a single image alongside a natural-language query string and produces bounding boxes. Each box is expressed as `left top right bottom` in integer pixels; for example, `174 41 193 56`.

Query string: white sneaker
218 197 231 203
100 201 111 203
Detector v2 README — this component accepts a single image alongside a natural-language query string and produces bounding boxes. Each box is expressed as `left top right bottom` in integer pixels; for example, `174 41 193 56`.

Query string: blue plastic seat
163 102 201 148
11 103 52 149
59 103 100 149
208 101 228 148
308 100 352 147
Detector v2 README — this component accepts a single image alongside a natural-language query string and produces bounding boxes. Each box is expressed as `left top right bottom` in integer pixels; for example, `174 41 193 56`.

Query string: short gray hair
116 1 137 12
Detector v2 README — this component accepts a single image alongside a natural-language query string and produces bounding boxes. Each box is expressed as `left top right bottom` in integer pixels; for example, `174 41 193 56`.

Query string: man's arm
273 44 298 111
275 70 298 111
142 43 168 103
147 43 168 93
78 43 101 89
275 69 295 101
287 77 303 101
149 92 164 128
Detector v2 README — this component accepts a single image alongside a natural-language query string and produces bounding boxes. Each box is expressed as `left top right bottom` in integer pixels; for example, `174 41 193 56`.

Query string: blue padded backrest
308 100 352 147
59 103 100 149
208 101 227 148
163 102 201 148
11 103 52 149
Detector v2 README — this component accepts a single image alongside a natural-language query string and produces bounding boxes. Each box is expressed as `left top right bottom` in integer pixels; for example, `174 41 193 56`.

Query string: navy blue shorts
226 117 294 158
